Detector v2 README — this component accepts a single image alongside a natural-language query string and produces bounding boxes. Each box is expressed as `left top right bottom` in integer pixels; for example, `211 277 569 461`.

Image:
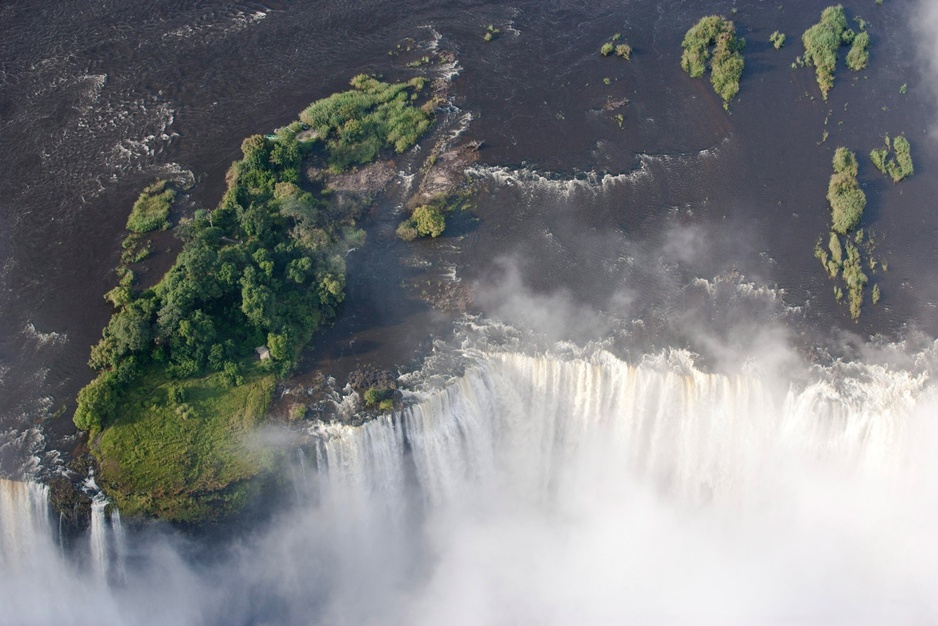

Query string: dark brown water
2 0 936 478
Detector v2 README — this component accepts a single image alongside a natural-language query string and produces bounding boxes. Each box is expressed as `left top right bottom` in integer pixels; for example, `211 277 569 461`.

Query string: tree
412 205 446 237
74 373 119 432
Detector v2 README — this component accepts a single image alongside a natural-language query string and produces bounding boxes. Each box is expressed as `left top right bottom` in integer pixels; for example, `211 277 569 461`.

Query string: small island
680 15 745 109
74 75 435 521
870 134 914 183
799 5 870 100
814 147 881 321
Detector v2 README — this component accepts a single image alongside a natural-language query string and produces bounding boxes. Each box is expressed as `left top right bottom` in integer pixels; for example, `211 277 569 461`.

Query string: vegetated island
870 134 914 182
680 15 745 110
74 74 436 522
814 147 882 320
798 5 870 99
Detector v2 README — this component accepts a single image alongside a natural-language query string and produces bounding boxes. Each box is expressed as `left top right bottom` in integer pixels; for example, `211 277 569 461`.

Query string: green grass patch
94 366 276 522
126 180 175 233
680 16 745 109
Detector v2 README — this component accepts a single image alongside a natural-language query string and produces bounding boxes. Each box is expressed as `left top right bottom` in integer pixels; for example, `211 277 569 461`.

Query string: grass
126 181 174 233
94 365 276 522
680 16 745 109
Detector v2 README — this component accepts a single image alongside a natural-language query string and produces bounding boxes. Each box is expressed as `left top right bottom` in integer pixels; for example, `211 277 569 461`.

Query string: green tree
412 205 446 237
74 372 120 432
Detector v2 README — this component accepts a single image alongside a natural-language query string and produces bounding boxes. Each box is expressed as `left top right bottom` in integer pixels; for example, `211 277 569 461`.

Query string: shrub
845 30 870 71
299 75 432 170
288 403 307 421
396 219 419 241
615 43 632 60
412 205 446 237
801 6 865 99
870 135 913 182
827 147 865 234
832 146 858 176
770 31 786 49
891 135 913 181
601 42 614 56
126 181 175 233
74 372 120 432
680 16 745 108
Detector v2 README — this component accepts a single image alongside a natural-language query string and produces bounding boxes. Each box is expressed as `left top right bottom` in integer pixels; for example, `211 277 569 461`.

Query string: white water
311 349 938 624
0 347 936 624
89 496 110 580
0 479 52 570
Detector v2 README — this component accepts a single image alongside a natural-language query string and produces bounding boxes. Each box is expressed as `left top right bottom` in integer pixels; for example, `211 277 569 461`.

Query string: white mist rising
6 344 937 625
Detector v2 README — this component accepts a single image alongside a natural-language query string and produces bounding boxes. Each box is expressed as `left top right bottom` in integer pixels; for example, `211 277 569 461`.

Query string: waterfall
0 347 934 624
0 478 53 570
316 349 931 508
89 495 110 580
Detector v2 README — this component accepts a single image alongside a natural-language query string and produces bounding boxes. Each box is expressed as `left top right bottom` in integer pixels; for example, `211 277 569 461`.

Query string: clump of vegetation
601 34 632 60
827 147 866 234
76 76 435 520
680 16 746 109
815 150 882 321
412 204 446 237
396 219 419 241
846 30 870 70
801 6 868 100
870 134 913 182
126 180 175 233
363 386 394 411
841 240 868 320
299 75 432 170
770 31 786 49
396 190 463 241
483 24 500 42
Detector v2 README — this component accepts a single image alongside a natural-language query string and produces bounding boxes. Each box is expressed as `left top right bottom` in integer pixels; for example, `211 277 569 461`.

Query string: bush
770 31 786 49
832 146 858 176
827 147 865 234
801 5 863 99
680 16 745 108
74 372 120 432
601 42 614 56
412 205 446 237
396 219 419 241
846 30 870 70
891 135 914 181
615 43 632 60
126 181 175 233
299 75 432 170
870 135 913 182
